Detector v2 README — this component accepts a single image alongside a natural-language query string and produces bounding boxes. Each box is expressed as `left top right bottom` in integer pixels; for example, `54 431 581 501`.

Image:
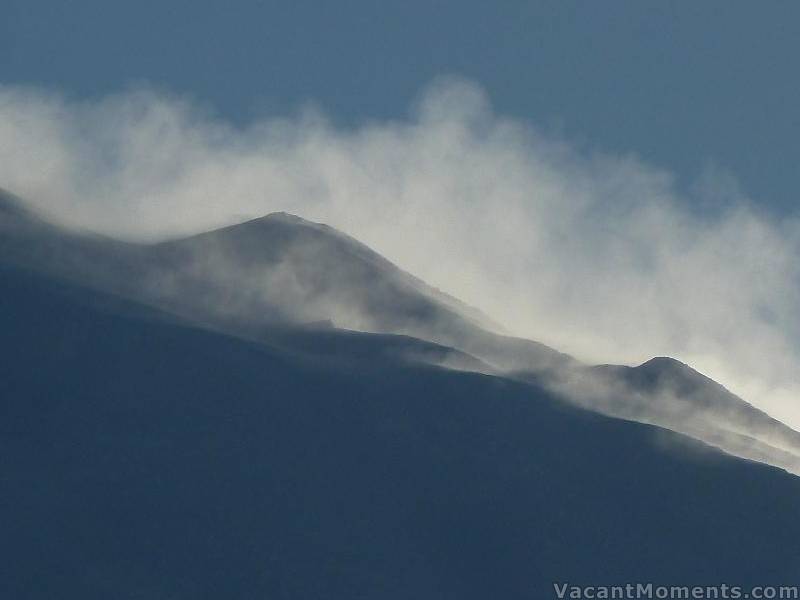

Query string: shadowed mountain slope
2 265 800 599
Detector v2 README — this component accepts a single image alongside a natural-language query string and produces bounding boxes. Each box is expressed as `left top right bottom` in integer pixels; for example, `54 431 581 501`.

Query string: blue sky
3 1 798 215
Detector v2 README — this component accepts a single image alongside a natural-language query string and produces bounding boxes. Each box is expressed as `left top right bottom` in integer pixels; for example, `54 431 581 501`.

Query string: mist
1 78 798 428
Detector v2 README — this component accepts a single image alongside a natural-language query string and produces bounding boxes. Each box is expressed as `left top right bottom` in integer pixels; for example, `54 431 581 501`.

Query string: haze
1 78 798 427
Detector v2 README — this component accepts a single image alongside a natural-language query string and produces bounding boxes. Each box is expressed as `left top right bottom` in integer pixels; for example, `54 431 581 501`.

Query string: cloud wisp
1 78 798 427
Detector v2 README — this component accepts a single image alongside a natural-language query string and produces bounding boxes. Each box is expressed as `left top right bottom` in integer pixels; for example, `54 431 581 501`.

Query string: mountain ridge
1 189 798 474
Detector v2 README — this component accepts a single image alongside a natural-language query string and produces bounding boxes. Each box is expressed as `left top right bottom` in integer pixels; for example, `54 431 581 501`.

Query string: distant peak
635 356 719 389
244 212 334 233
638 357 688 371
259 211 310 224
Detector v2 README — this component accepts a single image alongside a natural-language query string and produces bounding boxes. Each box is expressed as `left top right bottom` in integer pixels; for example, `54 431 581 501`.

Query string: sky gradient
4 1 799 215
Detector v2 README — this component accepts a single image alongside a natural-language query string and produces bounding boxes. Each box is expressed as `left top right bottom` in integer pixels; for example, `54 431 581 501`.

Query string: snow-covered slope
2 188 798 473
3 263 800 599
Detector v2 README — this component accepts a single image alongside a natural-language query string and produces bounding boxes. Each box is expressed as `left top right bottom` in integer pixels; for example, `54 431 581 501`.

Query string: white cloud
1 77 798 427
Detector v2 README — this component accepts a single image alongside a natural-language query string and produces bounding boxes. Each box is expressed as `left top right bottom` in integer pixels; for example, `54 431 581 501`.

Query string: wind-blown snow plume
1 78 798 426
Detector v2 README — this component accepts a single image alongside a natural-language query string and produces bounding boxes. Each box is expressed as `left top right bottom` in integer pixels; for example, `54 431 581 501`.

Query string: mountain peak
632 356 719 393
638 356 689 372
208 211 340 239
257 211 315 225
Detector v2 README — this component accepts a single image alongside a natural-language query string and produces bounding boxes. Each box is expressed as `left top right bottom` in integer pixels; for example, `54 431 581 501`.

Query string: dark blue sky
3 1 798 214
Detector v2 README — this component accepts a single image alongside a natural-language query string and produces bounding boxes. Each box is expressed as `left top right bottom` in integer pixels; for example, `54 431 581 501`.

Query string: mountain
597 357 800 452
569 357 800 474
1 187 799 475
0 189 569 374
146 211 574 374
2 263 800 599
